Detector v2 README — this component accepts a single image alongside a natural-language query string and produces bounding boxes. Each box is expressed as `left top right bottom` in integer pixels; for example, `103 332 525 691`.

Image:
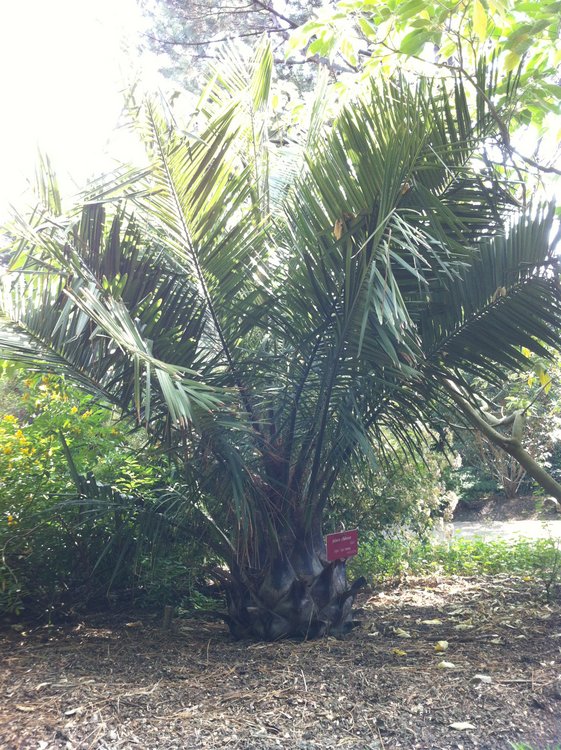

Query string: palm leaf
0 204 224 431
420 204 561 380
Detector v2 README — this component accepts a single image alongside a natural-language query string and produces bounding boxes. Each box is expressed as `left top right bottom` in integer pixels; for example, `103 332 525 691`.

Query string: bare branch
142 28 291 48
252 0 298 29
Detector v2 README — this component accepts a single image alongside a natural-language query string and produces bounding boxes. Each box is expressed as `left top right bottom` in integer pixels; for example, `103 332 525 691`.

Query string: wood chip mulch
1 575 560 749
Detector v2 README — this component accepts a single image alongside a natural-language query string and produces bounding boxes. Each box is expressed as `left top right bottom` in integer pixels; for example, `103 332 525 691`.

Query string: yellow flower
7 515 15 525
70 406 78 414
14 430 25 440
81 410 92 419
2 445 13 455
2 414 17 424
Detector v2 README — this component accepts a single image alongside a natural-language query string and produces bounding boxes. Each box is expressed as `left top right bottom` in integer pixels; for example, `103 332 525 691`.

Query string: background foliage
139 0 561 190
0 370 218 617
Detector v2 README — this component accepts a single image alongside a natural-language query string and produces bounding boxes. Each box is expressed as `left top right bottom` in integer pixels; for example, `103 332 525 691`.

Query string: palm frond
420 204 561 380
0 204 224 431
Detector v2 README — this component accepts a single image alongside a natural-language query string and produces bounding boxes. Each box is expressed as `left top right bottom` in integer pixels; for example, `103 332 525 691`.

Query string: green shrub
444 464 501 505
329 450 448 537
134 539 223 610
0 372 173 616
0 372 259 618
350 534 561 598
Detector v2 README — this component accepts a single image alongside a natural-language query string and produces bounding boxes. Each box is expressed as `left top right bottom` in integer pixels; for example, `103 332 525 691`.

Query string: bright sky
0 0 158 218
0 3 558 222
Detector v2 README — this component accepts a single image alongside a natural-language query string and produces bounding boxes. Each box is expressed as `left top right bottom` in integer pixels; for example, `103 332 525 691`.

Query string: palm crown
2 45 561 639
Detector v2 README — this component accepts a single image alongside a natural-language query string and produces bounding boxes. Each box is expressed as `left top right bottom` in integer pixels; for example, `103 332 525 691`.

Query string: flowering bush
0 371 164 616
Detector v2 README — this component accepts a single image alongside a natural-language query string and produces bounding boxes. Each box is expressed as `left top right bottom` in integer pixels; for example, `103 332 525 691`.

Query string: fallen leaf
421 619 443 625
15 705 35 713
449 721 476 730
437 660 457 669
434 640 449 652
393 627 412 638
391 648 407 656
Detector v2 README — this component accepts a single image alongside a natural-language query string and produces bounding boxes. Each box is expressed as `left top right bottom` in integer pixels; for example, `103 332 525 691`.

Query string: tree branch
442 378 561 502
252 0 298 29
142 28 291 48
372 39 561 177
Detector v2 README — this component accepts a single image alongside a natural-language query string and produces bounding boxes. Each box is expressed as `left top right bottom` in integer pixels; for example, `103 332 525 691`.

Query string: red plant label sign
326 529 358 562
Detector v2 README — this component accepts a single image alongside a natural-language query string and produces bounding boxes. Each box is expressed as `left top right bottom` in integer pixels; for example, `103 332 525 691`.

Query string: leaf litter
0 574 560 749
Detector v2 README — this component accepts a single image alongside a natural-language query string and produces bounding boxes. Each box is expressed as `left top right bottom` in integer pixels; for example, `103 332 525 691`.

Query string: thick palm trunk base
224 546 365 641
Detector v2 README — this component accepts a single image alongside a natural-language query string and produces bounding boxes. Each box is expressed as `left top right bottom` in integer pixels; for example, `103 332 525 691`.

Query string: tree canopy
139 0 561 188
2 42 561 639
286 0 561 179
139 0 323 91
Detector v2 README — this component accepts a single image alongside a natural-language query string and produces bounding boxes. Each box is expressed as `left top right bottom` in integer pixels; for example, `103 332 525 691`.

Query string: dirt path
1 576 560 750
449 518 561 542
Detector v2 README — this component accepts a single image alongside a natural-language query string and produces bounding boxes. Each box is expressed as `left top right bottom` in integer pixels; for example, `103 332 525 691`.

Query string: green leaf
400 29 433 55
308 31 337 59
286 25 318 57
504 50 522 72
397 0 430 19
358 17 378 39
340 37 358 67
473 0 487 42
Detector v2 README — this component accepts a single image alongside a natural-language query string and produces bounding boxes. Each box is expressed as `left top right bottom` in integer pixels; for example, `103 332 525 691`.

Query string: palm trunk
224 519 365 640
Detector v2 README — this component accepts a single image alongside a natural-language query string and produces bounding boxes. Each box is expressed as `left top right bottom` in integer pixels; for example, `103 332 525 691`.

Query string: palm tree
2 46 561 639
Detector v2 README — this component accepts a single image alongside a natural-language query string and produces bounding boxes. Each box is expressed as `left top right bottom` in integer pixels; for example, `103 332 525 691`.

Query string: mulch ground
1 575 560 750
